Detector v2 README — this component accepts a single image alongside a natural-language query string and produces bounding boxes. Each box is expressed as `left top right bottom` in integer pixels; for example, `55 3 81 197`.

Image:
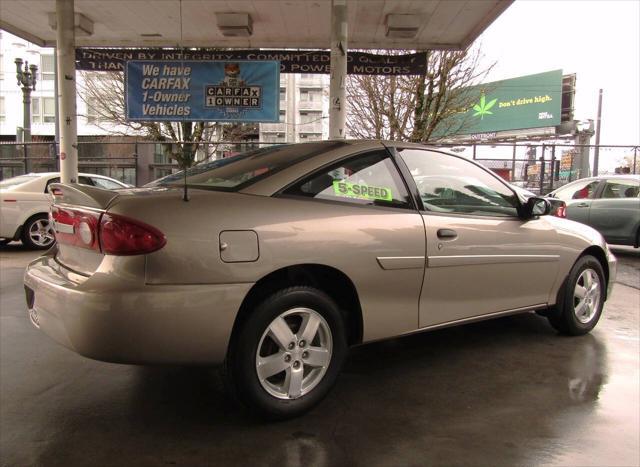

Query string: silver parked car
24 141 617 419
548 175 640 247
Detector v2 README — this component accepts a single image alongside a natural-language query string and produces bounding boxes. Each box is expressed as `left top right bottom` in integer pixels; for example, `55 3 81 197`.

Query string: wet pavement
1 245 639 466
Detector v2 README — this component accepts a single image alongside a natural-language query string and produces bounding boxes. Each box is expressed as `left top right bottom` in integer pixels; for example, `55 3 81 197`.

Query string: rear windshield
0 175 39 189
147 142 346 191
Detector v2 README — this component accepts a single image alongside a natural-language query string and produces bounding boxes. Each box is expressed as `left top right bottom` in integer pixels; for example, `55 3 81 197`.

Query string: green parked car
548 175 640 247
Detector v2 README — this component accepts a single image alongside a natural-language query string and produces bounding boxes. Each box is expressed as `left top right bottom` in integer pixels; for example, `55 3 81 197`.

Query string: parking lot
1 245 638 466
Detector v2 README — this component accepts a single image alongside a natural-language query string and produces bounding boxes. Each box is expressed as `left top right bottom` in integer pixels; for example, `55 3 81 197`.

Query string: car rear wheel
547 255 605 335
226 286 347 419
21 214 55 250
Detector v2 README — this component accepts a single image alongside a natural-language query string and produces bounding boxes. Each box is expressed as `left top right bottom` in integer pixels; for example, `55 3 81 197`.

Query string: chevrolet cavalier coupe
24 141 616 419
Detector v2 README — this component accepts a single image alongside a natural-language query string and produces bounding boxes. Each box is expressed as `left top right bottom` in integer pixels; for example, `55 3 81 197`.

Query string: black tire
547 255 606 336
21 214 55 250
225 286 348 420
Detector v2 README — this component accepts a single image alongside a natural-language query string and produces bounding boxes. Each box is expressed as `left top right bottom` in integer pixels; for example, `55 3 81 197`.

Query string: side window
600 179 639 199
78 176 94 186
92 177 123 190
44 177 60 193
554 180 599 201
282 150 412 209
399 149 519 217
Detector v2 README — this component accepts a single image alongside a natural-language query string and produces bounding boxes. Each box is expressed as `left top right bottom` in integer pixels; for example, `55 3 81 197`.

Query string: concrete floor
1 245 638 466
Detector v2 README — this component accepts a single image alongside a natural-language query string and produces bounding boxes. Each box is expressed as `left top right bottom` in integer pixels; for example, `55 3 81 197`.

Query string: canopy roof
1 0 512 49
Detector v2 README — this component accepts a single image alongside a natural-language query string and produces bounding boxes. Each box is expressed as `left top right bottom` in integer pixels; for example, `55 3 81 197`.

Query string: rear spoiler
48 183 120 210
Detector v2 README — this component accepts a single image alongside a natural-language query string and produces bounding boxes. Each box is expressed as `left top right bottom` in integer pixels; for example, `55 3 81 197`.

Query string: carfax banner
125 60 279 122
79 49 427 75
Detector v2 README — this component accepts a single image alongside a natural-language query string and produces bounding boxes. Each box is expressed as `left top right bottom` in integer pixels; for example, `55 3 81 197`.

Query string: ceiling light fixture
385 14 421 39
216 13 253 37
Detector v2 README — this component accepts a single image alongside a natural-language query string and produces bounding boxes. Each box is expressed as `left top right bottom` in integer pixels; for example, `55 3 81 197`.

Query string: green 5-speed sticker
332 180 393 201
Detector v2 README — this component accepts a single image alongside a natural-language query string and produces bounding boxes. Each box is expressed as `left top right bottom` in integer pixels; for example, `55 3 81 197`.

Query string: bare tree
79 71 256 170
346 47 494 142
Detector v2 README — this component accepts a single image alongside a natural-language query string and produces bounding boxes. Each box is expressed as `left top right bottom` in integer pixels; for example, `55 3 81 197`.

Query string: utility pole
593 89 603 176
575 120 594 179
14 58 38 143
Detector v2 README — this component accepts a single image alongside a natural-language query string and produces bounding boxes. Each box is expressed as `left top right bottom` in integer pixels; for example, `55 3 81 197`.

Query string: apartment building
259 73 329 144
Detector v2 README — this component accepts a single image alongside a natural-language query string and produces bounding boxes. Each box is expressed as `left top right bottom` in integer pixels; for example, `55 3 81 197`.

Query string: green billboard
442 69 563 137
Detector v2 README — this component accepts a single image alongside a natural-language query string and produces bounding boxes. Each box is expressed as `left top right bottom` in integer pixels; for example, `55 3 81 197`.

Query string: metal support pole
134 141 139 187
550 145 557 191
22 87 32 144
23 143 28 174
53 47 60 153
511 143 517 182
329 0 347 139
593 89 603 176
56 0 78 183
539 156 545 195
634 147 638 175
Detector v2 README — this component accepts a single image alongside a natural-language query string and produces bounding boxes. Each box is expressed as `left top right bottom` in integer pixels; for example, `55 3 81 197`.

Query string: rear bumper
23 251 252 365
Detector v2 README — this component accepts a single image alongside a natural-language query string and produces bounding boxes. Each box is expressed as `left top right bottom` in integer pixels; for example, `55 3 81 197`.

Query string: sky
476 0 640 147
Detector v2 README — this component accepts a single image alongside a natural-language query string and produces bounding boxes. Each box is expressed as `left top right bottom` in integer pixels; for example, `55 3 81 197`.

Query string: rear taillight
99 213 166 255
51 207 166 255
51 206 101 251
555 205 567 218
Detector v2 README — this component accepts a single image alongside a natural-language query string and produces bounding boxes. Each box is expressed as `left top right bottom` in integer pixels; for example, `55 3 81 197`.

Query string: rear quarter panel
108 189 426 341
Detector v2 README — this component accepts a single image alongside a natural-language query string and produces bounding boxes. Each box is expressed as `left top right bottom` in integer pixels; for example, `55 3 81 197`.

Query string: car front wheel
547 255 605 335
226 286 347 419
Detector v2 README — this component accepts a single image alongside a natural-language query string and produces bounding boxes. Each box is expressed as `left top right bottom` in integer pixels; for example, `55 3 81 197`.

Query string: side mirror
523 197 551 218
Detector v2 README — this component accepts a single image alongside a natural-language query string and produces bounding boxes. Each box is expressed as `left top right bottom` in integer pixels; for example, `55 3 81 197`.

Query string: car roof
24 172 116 179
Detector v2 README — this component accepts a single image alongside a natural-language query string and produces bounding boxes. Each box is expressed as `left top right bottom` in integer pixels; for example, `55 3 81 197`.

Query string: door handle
576 202 589 207
437 229 458 239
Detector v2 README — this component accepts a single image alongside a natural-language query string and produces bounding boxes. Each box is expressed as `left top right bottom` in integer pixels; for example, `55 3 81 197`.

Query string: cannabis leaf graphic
472 94 497 120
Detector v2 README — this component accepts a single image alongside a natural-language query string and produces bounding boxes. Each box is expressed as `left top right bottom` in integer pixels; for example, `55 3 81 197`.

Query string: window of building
0 54 4 80
154 143 174 164
40 54 55 81
31 97 41 123
279 111 286 123
279 88 286 101
0 97 5 123
299 112 322 124
42 97 55 123
399 149 519 217
86 97 102 124
299 134 322 142
300 89 322 102
283 150 412 209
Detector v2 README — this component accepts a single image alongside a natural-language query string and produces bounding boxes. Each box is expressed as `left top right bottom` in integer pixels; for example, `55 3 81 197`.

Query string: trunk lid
49 183 123 275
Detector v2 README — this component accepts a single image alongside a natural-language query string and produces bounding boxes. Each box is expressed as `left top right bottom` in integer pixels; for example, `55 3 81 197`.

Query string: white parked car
0 172 130 249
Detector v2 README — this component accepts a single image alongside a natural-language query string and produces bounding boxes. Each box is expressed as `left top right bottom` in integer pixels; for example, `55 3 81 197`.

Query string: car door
588 178 640 245
553 179 601 226
395 147 560 328
279 149 426 340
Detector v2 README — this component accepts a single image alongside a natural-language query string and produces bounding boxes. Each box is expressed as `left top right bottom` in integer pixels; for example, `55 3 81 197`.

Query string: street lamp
15 58 38 143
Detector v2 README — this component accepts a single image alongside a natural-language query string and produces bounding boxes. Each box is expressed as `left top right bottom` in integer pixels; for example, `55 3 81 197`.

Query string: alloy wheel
573 268 602 324
256 307 333 400
28 219 55 248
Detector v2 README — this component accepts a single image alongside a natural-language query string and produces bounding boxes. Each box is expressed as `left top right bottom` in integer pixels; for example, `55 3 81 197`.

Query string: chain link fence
1 140 638 190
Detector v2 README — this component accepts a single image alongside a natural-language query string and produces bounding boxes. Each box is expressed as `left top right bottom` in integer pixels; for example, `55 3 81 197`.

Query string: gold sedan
24 141 616 419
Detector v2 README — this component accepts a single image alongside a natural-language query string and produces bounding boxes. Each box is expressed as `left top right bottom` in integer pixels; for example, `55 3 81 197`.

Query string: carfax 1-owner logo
205 63 262 115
